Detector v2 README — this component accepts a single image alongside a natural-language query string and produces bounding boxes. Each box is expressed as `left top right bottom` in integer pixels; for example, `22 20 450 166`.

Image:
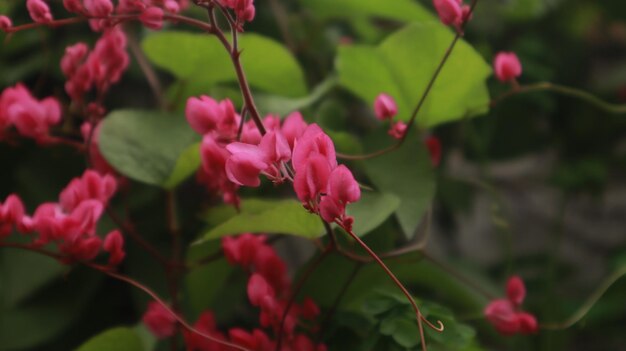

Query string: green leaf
363 131 435 239
347 192 401 236
196 198 324 242
255 77 337 117
99 110 199 187
142 31 307 98
300 0 434 22
161 142 201 189
76 327 143 351
337 23 491 128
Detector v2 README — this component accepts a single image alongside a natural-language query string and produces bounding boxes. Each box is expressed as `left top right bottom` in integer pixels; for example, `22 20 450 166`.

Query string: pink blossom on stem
229 328 273 350
374 93 398 120
291 124 337 173
116 0 146 13
293 154 332 205
0 84 62 142
140 6 164 30
163 0 180 13
59 169 117 212
433 0 462 27
61 43 89 77
222 233 267 268
184 311 228 351
388 121 407 140
494 51 522 83
26 0 53 24
83 0 114 17
142 301 177 339
259 130 291 164
248 273 275 307
225 142 268 187
281 111 308 149
103 229 125 266
63 0 84 14
484 276 538 335
0 194 26 238
186 96 224 135
0 15 13 32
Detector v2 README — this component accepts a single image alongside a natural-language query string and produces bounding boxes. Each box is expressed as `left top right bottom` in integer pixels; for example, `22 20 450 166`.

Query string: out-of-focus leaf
143 31 307 98
196 198 324 242
76 327 143 351
363 131 435 238
255 77 337 116
0 270 101 350
99 110 199 187
347 192 400 236
299 0 434 22
162 142 201 189
337 23 491 128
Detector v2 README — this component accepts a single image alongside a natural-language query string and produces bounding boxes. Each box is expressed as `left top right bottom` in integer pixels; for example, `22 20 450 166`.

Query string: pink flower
228 329 272 350
425 136 442 167
388 121 407 140
222 233 267 268
116 0 146 13
293 154 332 205
0 84 62 142
0 15 12 31
433 0 462 26
185 96 222 135
291 124 337 173
103 229 125 266
184 311 227 351
326 165 361 205
484 276 538 335
163 0 180 13
83 0 114 17
222 0 255 23
88 28 129 90
143 301 177 339
140 7 164 30
59 170 117 212
63 0 84 14
61 43 89 77
281 111 308 149
26 0 53 23
247 273 275 307
494 52 522 83
258 130 291 164
225 142 268 187
0 194 25 238
374 93 398 120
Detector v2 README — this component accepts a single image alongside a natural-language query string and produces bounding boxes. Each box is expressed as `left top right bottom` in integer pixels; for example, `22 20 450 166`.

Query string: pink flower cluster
493 52 522 83
432 0 472 31
218 0 256 26
373 93 407 140
0 170 124 266
142 233 326 351
0 84 61 143
61 28 129 102
188 95 361 228
484 276 538 336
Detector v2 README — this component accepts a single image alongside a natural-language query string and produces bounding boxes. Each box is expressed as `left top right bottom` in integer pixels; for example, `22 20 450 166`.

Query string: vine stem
329 222 444 351
274 247 333 351
541 265 626 330
0 242 252 351
337 0 479 161
491 82 626 114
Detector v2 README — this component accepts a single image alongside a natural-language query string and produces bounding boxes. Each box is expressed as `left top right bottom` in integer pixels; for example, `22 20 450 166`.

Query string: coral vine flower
140 7 164 30
374 93 398 120
388 121 407 140
484 275 538 335
0 194 25 238
103 229 125 266
0 15 12 31
26 0 53 24
83 0 114 17
494 52 522 83
281 111 308 149
0 84 62 142
142 301 177 339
